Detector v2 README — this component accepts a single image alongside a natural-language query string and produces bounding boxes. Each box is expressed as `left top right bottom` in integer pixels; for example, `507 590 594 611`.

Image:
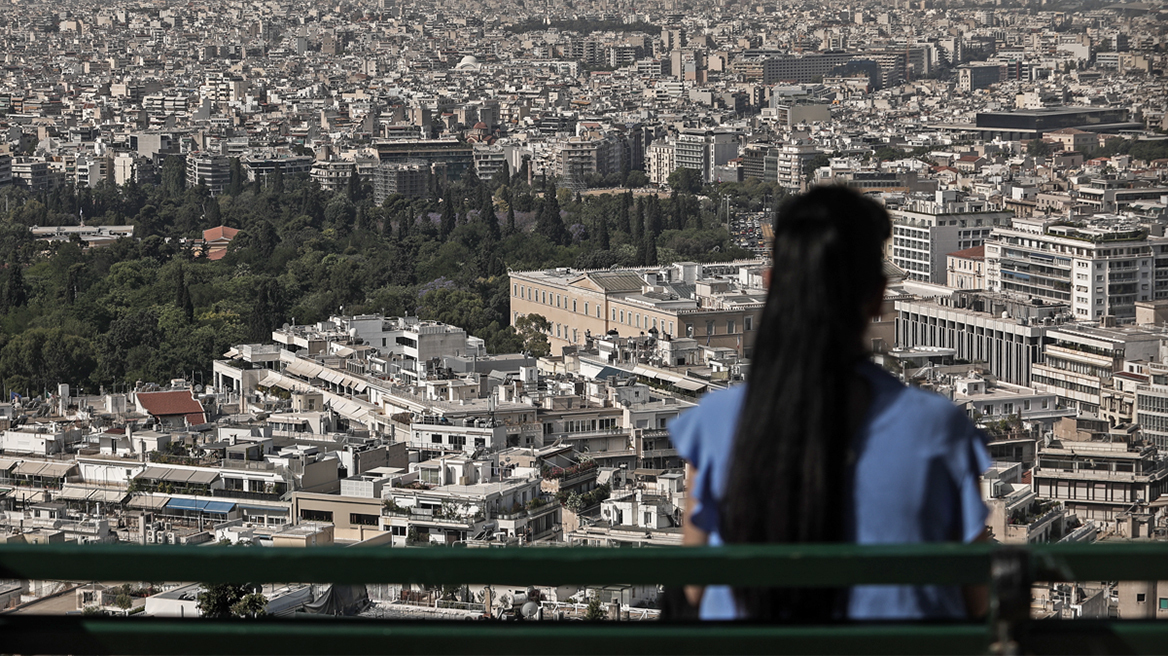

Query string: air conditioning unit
145 530 156 544
166 532 177 544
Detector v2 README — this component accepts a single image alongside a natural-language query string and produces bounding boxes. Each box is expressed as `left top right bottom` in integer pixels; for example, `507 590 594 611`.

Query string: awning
0 458 18 471
128 494 170 509
186 470 219 485
55 487 93 501
14 490 45 503
165 497 209 512
12 461 49 476
203 501 236 514
317 369 344 385
91 489 129 503
238 504 287 515
223 348 241 359
284 359 324 379
136 466 169 480
39 462 77 478
673 379 707 392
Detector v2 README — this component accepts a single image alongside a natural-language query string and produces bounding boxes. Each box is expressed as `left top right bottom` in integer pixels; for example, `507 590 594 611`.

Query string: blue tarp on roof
165 498 209 512
202 501 236 514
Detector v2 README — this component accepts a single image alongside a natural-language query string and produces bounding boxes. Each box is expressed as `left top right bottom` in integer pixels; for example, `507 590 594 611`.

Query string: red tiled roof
948 245 985 260
203 225 240 242
136 390 206 425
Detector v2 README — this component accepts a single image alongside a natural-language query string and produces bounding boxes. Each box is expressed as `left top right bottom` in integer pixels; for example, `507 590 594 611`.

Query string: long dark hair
720 186 891 620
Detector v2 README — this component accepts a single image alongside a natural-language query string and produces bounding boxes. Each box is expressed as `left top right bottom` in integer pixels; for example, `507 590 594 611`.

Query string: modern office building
894 291 1057 385
975 107 1139 140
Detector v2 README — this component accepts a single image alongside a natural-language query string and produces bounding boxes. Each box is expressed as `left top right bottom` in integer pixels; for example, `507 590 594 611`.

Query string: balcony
3 543 1168 654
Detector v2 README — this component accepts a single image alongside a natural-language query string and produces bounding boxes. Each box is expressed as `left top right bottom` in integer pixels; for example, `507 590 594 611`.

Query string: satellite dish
194 384 203 393
282 323 290 330
520 601 540 619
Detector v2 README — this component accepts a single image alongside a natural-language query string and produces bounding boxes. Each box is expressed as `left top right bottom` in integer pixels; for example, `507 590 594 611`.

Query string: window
513 284 517 296
431 433 443 444
669 321 674 335
556 294 561 308
597 305 601 318
300 509 333 522
350 513 379 526
612 308 617 321
727 319 735 334
573 299 577 312
1137 593 1146 603
636 314 641 328
620 310 625 323
686 323 694 337
450 435 466 447
1159 598 1168 610
706 320 715 335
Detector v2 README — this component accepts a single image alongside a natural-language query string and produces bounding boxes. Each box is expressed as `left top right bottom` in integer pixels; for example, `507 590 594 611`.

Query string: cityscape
0 0 1166 631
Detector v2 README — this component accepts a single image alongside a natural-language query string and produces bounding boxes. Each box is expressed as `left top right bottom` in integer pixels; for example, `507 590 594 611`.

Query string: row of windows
562 418 618 433
1032 374 1098 397
514 283 603 319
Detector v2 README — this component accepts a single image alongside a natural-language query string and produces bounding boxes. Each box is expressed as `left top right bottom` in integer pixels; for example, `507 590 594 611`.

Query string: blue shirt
670 361 990 621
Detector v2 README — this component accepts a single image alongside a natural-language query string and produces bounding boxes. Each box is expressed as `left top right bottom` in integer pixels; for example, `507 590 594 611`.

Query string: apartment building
310 160 356 193
673 129 738 183
1030 325 1163 414
371 161 430 204
985 216 1168 321
645 140 675 185
509 262 767 356
0 154 11 187
947 245 986 290
185 153 230 194
890 190 1013 284
1032 421 1167 529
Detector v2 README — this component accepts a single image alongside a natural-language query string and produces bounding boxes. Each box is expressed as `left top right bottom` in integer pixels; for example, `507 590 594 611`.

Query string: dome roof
456 55 479 68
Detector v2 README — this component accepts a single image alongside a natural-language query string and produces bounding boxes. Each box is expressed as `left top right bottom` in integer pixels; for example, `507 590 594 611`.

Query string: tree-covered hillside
0 161 768 397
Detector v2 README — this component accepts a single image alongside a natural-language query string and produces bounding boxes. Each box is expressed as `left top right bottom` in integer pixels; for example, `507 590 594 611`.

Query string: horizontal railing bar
0 616 993 656
1028 542 1168 582
4 543 1168 588
0 542 997 586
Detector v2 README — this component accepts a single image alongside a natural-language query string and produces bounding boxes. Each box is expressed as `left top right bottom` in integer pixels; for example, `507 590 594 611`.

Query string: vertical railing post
989 546 1031 656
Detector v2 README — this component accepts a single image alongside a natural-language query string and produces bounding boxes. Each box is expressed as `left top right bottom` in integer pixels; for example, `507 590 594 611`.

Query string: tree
197 583 267 618
1 263 27 313
1027 139 1053 157
176 263 194 322
227 158 245 196
346 169 362 201
584 594 607 621
625 170 648 188
480 194 500 241
440 194 456 239
667 167 702 194
514 314 551 357
535 184 570 246
161 156 186 199
230 592 268 618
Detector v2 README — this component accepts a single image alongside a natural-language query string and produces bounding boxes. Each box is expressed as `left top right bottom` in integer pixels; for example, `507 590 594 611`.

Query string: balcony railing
3 542 1168 654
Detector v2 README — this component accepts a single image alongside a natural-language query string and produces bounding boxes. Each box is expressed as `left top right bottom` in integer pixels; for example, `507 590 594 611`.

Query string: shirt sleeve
947 408 992 543
670 406 719 534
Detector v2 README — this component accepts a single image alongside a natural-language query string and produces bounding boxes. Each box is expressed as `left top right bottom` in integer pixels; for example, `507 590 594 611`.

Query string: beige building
508 262 767 357
1117 581 1168 619
947 245 985 290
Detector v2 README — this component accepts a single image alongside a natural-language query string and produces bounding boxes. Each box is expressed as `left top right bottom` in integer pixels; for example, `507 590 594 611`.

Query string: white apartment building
645 140 675 185
985 216 1168 321
1031 325 1163 415
673 129 738 183
890 190 1014 284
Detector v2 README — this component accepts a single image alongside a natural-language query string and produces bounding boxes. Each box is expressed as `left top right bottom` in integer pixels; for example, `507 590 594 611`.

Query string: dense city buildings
0 0 1167 627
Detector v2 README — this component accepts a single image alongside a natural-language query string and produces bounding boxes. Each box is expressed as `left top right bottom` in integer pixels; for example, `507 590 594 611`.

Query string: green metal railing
2 542 1168 655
